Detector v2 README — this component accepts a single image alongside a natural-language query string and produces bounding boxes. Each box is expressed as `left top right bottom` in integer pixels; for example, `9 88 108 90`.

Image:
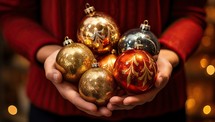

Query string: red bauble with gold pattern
113 49 157 94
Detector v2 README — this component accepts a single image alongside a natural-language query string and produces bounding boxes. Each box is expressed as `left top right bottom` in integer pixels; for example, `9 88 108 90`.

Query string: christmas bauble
77 3 120 54
55 36 95 83
118 20 160 59
79 60 116 106
113 49 157 94
98 49 117 73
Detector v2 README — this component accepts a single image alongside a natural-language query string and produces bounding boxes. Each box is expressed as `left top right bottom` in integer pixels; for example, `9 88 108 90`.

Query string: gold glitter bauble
98 49 117 73
77 3 120 54
55 36 95 83
79 60 116 106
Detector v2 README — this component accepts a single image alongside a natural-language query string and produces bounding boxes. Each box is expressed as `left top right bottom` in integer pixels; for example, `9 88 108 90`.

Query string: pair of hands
40 46 178 117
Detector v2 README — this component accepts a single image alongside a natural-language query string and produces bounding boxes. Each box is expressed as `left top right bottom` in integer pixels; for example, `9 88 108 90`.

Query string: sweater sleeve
159 0 207 62
0 0 59 63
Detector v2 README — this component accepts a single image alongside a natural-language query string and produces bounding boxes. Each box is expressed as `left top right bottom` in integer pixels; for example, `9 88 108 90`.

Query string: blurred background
0 0 215 122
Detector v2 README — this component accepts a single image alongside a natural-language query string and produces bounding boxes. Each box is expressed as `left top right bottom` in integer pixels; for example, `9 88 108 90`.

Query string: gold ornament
77 3 120 54
55 36 95 83
98 49 117 73
79 59 116 106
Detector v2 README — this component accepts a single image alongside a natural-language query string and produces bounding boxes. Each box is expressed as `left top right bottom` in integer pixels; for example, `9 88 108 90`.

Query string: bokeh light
201 36 211 47
203 105 211 115
206 65 215 75
186 98 196 110
8 105 17 115
200 58 209 68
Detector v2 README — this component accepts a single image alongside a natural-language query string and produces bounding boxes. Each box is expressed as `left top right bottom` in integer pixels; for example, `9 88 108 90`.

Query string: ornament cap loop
92 59 99 68
140 20 150 31
63 36 73 46
111 49 117 54
84 3 95 15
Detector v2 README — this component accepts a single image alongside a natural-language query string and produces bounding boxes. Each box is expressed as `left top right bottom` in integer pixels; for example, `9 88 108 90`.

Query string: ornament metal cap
92 59 99 68
63 36 73 46
111 49 117 54
140 20 150 31
84 3 95 15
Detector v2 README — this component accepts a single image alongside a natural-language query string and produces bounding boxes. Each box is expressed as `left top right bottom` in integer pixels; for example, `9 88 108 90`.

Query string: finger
107 96 124 110
53 81 104 117
65 89 102 116
44 51 62 83
73 98 98 113
155 58 172 88
46 68 62 84
75 101 112 117
76 106 112 117
98 107 112 117
108 95 136 110
123 88 159 106
107 102 118 110
76 106 101 117
109 96 125 104
107 102 135 110
65 87 112 117
58 83 98 112
155 67 171 89
155 74 168 89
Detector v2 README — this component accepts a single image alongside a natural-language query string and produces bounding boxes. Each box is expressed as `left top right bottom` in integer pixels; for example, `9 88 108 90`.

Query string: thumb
47 69 62 84
44 51 63 84
154 72 169 90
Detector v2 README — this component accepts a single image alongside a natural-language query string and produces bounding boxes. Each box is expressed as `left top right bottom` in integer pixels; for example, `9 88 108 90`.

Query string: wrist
36 45 62 63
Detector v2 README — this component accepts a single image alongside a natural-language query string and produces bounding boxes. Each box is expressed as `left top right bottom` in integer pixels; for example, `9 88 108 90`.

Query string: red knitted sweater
0 0 206 120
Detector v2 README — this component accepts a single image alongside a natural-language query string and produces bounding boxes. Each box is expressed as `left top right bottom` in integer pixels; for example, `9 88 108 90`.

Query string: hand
41 47 112 117
107 49 179 110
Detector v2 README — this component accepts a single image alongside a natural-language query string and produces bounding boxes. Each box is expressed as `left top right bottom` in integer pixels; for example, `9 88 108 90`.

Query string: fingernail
53 73 58 82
